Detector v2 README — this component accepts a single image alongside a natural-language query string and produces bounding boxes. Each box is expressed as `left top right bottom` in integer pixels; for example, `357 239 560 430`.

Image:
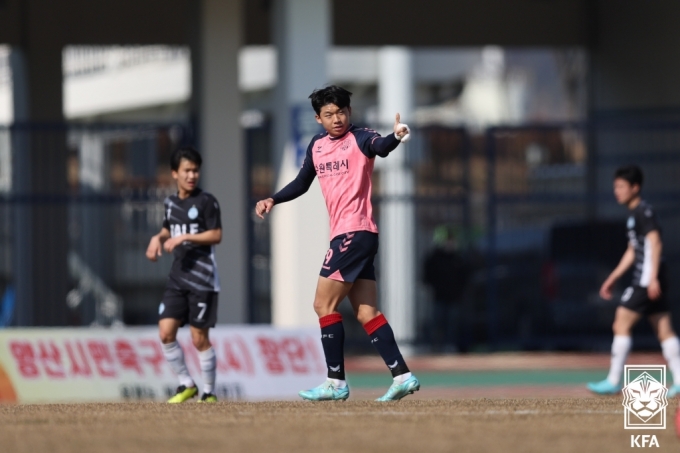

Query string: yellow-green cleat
167 385 198 403
197 393 218 403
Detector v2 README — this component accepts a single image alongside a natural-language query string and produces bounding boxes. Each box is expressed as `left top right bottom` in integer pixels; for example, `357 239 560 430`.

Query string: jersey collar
175 188 202 200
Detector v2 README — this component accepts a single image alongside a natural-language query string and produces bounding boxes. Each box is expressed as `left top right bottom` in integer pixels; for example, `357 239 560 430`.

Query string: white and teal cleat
667 384 680 398
586 379 622 395
299 380 350 401
375 375 421 402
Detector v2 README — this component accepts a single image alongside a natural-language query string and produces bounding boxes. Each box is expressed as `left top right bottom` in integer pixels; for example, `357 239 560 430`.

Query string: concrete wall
592 0 680 111
0 0 588 47
245 0 589 47
7 0 679 113
0 0 192 45
196 0 247 324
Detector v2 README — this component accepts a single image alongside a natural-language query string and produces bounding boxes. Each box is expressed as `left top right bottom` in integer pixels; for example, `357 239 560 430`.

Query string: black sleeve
271 141 317 205
203 194 222 230
370 134 401 158
162 198 170 230
354 128 400 158
639 206 661 236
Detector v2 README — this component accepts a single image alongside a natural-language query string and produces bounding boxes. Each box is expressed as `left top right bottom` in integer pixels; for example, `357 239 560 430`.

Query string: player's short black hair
170 146 202 171
614 165 644 187
308 85 353 115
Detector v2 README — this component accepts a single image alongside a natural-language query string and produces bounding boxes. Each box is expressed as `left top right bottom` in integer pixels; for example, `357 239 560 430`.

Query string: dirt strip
1 399 677 453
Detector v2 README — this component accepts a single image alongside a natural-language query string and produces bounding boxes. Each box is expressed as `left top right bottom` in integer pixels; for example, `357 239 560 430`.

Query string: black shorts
159 287 218 328
319 231 379 283
619 285 669 316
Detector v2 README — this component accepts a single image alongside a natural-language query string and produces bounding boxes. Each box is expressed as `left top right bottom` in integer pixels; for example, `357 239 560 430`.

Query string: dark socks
364 314 410 377
319 313 345 380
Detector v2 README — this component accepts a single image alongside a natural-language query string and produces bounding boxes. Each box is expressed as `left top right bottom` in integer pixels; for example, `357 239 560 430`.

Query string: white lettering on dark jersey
627 201 661 287
170 223 199 237
162 189 222 292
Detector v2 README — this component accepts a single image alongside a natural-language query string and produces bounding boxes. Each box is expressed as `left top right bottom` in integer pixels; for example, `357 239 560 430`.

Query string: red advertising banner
0 326 326 403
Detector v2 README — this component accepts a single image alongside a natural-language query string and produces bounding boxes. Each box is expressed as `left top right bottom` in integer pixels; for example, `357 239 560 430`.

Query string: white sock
162 341 195 388
606 335 632 386
329 378 347 389
394 372 412 384
661 336 680 387
199 347 217 395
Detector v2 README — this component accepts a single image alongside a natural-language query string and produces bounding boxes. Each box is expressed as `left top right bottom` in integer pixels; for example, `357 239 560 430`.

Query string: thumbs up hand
393 113 411 143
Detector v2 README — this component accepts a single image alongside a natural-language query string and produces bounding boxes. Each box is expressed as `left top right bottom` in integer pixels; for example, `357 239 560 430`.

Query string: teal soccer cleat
667 384 680 398
587 379 622 395
299 380 350 401
375 375 421 402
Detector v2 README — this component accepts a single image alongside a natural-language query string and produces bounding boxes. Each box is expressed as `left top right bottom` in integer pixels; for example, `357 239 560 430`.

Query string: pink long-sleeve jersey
272 124 401 240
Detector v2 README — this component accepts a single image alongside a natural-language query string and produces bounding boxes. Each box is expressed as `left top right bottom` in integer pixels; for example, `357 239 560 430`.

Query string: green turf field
348 369 605 388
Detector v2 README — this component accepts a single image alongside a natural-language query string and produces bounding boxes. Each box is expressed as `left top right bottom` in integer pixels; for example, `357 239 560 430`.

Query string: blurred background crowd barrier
249 117 680 352
0 123 195 328
1 20 680 354
0 120 680 351
1 118 680 353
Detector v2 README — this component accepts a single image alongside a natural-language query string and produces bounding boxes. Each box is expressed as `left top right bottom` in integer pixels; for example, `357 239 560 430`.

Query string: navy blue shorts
319 231 379 282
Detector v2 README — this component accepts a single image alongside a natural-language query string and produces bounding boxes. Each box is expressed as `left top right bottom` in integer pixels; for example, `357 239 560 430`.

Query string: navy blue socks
364 314 410 377
319 313 345 380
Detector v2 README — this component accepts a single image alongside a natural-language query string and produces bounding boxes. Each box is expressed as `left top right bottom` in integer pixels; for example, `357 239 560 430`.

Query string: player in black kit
588 165 680 396
146 146 222 403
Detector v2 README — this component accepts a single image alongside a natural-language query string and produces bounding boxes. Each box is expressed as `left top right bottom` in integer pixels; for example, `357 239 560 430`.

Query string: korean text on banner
0 326 326 403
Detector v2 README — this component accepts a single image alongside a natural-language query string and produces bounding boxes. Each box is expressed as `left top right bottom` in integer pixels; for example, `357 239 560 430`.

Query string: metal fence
2 119 680 353
247 119 680 352
0 122 193 327
408 121 680 352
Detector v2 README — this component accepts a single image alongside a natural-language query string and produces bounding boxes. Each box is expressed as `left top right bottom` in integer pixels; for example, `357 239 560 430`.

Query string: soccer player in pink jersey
255 86 420 401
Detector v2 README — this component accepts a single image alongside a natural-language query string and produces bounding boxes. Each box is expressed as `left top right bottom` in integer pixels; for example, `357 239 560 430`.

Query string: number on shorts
197 302 207 320
621 287 634 303
324 249 333 265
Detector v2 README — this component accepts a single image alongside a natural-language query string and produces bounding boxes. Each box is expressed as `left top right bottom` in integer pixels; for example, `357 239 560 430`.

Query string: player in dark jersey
255 86 419 402
146 146 222 403
588 165 680 396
